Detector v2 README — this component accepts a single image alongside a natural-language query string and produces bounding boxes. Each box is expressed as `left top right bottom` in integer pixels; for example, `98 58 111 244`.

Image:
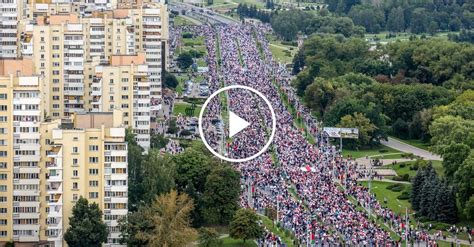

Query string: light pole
368 160 373 217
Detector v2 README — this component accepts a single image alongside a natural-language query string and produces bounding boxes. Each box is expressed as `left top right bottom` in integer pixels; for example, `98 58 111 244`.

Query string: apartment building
0 0 21 58
33 14 86 119
39 110 128 247
0 59 44 243
132 5 169 117
91 53 151 150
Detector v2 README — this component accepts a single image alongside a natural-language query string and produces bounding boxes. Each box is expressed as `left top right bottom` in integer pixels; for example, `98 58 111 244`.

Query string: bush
397 191 410 200
399 163 406 168
182 32 193 38
379 149 388 153
180 129 193 136
386 183 405 192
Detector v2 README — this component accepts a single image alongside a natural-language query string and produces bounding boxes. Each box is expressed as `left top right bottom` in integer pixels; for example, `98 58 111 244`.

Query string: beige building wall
39 111 127 246
0 64 44 244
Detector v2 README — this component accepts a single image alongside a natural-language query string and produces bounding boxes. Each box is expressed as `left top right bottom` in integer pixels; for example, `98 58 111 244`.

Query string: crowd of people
172 23 442 246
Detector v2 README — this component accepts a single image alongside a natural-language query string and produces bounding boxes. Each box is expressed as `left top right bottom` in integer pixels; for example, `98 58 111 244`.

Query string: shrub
182 32 193 38
386 183 405 192
397 191 410 200
379 149 389 153
399 163 406 168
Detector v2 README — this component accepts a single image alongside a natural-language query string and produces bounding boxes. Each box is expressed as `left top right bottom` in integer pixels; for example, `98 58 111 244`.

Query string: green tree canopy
64 197 108 247
198 227 222 247
203 165 241 225
229 209 264 243
177 52 194 70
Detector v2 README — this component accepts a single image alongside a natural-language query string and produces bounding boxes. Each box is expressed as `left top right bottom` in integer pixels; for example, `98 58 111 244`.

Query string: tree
455 151 474 207
338 112 377 148
135 190 197 246
119 206 154 246
172 148 214 192
464 196 474 220
304 78 336 117
163 70 179 89
203 165 241 225
140 151 176 204
150 133 169 150
229 209 264 243
64 197 108 247
177 52 193 70
198 227 222 247
386 7 405 32
429 115 474 154
442 143 470 179
126 129 145 211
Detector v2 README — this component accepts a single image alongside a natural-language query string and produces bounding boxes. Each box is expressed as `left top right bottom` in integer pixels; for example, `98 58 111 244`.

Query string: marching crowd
173 23 442 246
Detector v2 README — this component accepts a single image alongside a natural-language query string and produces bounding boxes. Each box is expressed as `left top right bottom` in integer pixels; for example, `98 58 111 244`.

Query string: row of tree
236 4 272 23
293 36 474 87
270 10 364 41
429 90 474 220
411 164 458 223
326 0 473 34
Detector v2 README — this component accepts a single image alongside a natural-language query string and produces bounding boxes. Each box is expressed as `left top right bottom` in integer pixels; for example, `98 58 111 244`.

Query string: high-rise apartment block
0 0 168 245
40 110 128 246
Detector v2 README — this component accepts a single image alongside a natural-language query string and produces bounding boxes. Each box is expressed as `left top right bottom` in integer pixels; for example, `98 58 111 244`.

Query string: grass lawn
266 34 298 64
359 181 412 215
342 145 404 159
174 74 190 94
269 44 296 64
173 16 196 26
197 59 207 67
365 31 455 43
222 237 257 247
183 36 205 46
390 136 431 150
173 102 202 117
388 160 444 179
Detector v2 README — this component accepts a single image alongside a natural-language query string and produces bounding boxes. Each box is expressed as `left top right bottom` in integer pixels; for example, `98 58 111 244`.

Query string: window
0 163 6 169
72 147 78 153
89 157 98 163
73 194 78 201
89 180 99 187
0 174 6 180
89 192 98 199
0 208 7 213
89 145 99 151
73 159 78 165
73 170 78 177
0 197 6 202
0 219 6 225
89 169 99 175
73 182 78 190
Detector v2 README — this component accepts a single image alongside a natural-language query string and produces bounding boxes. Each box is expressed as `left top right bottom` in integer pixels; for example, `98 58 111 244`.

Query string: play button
198 85 276 163
228 111 250 138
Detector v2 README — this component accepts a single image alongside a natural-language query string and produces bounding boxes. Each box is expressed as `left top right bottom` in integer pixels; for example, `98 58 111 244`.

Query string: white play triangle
229 110 250 138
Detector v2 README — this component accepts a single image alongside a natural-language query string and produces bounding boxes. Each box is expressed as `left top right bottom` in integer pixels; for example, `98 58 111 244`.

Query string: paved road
381 137 442 161
170 2 239 25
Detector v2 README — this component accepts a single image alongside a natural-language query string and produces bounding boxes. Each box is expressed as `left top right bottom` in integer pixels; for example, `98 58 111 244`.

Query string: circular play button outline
198 85 277 163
